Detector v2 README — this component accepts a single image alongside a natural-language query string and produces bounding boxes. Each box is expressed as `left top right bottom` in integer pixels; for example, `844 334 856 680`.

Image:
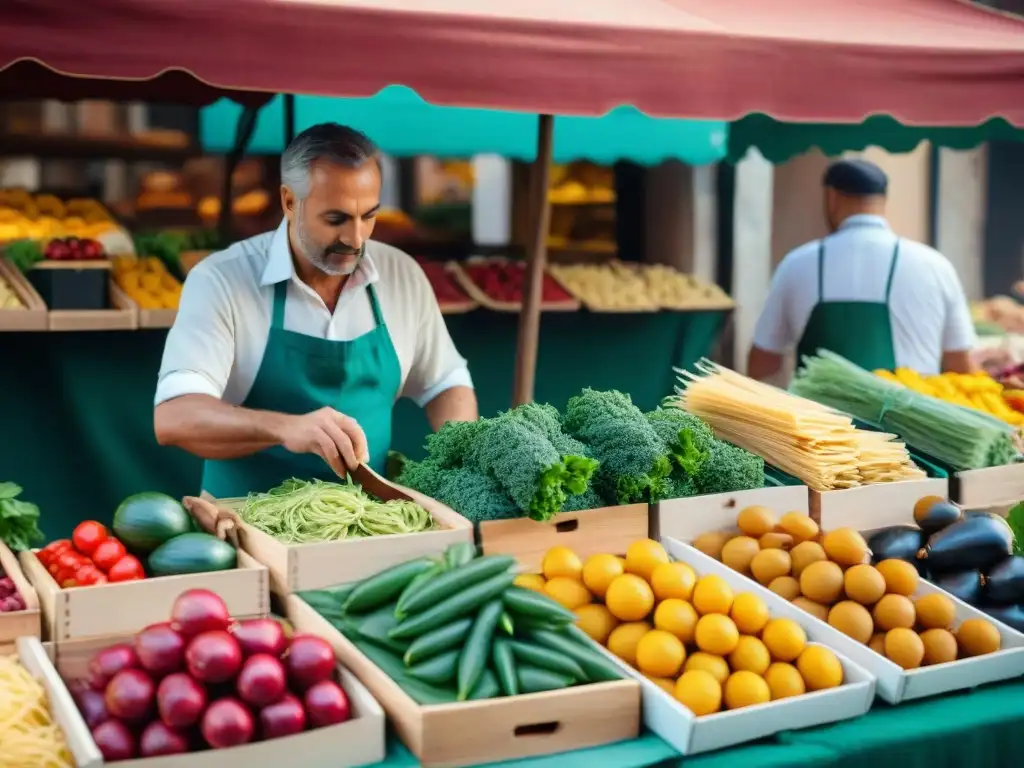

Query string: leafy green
0 482 45 552
694 441 765 496
4 239 43 272
424 420 491 469
396 460 521 523
1008 503 1024 556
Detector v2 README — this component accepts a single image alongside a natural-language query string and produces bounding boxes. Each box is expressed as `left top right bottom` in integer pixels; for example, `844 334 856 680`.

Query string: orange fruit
542 546 583 581
635 629 686 678
575 604 619 645
653 598 699 644
514 574 546 592
625 539 669 582
650 562 697 601
692 574 734 616
543 577 592 610
694 614 740 656
674 670 722 716
607 621 651 665
605 574 655 621
684 652 730 684
581 553 625 598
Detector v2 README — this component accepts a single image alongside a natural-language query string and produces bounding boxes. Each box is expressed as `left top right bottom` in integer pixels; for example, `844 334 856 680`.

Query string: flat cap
823 159 888 196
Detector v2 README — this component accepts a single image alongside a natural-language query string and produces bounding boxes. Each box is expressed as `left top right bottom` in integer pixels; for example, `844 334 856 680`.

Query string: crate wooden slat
0 538 41 653
288 595 640 767
450 257 581 313
0 256 48 330
810 477 948 530
653 485 810 542
109 278 177 328
954 464 1024 509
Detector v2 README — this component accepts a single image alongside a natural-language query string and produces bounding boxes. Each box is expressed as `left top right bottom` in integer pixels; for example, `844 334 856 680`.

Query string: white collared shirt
753 215 976 375
155 220 473 408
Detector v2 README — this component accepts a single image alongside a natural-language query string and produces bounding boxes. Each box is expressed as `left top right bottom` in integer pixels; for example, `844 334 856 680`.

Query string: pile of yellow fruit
0 190 118 242
518 540 844 716
546 262 731 312
874 368 1024 426
112 256 182 310
0 273 25 310
695 506 1003 668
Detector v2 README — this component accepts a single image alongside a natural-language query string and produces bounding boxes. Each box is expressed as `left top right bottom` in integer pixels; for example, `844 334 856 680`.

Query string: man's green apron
201 279 402 497
795 237 901 372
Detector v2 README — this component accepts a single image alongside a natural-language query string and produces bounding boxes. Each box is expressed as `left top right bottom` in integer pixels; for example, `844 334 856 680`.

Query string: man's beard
294 207 362 277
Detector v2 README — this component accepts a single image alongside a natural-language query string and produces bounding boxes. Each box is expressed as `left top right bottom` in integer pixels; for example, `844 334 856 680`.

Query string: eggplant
984 556 1024 605
868 526 926 564
983 604 1024 634
933 569 986 605
916 514 1014 574
913 499 962 536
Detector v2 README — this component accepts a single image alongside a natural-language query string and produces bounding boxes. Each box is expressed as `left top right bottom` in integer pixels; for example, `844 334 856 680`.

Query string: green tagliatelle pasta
239 478 434 543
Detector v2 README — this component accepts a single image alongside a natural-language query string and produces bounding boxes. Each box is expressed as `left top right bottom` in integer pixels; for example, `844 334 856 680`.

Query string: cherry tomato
91 539 127 572
107 555 145 583
74 564 104 586
72 521 108 557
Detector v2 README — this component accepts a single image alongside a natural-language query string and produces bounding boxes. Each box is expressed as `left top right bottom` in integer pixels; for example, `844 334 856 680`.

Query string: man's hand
278 407 369 475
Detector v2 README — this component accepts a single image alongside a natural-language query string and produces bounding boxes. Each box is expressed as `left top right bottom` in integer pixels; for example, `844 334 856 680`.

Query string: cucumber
444 542 477 569
351 638 457 705
299 590 347 621
407 650 460 685
404 618 473 666
113 492 192 554
396 562 446 618
499 611 514 635
468 668 501 700
400 556 516 616
517 664 574 694
507 640 586 680
390 572 517 640
148 532 237 576
344 558 437 613
492 639 518 696
512 618 568 636
457 600 503 700
527 629 622 683
353 603 408 654
502 586 576 625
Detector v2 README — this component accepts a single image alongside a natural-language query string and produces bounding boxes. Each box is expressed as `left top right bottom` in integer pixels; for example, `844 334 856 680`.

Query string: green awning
199 87 728 166
728 114 1024 164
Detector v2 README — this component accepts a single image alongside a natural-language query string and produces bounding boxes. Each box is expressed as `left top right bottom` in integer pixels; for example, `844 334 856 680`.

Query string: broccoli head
646 407 714 474
397 459 520 523
424 419 491 468
695 440 765 495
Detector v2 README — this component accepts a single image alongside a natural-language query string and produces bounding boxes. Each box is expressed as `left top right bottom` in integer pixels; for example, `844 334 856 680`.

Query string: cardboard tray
286 594 641 767
109 278 177 328
810 476 949 530
653 485 810 542
660 531 1024 704
203 464 474 595
954 464 1024 509
450 257 582 313
479 503 649 573
0 537 42 653
0 256 49 330
46 631 386 768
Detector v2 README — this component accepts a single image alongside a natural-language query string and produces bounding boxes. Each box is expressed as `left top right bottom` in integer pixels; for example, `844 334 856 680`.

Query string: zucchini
499 611 515 635
502 586 576 625
400 556 516 616
353 603 408 654
407 650 460 685
528 629 623 682
344 558 438 613
517 664 575 694
492 639 518 696
457 600 504 700
507 640 586 681
468 668 501 700
396 562 446 618
390 572 517 640
444 541 477 569
148 532 236 576
404 618 473 666
351 638 457 705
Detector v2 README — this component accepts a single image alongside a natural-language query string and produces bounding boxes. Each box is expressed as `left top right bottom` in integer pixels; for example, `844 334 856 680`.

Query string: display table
365 678 1024 768
0 309 725 538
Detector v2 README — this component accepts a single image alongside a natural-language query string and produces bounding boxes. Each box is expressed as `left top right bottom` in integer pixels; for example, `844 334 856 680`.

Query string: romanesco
695 440 765 495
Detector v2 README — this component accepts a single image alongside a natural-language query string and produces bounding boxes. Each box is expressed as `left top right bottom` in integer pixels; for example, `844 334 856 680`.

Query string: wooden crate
652 485 810 542
0 538 41 653
287 595 640 768
47 630 386 768
203 465 474 596
450 257 581 313
0 256 48 330
810 476 948 531
19 546 269 641
954 464 1024 509
109 278 177 328
479 503 649 573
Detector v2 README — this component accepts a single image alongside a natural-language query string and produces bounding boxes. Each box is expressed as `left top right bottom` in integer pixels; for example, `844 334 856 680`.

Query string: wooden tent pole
512 114 555 406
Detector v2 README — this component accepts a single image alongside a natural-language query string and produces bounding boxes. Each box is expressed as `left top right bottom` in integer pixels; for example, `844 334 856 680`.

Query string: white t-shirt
155 220 473 408
752 215 976 375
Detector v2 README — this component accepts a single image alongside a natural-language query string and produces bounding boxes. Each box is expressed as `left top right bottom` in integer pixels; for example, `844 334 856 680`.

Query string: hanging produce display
670 362 925 491
874 369 1024 427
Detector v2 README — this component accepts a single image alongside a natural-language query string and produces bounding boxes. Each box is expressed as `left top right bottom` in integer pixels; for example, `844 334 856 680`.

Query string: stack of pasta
669 362 925 491
0 655 75 768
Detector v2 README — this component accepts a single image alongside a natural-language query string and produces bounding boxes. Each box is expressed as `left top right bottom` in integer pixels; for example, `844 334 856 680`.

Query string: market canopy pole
512 114 555 406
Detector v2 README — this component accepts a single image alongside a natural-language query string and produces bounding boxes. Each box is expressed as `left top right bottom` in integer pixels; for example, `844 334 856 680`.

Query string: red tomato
107 555 145 583
72 521 108 557
75 564 105 586
38 539 72 566
92 539 127 572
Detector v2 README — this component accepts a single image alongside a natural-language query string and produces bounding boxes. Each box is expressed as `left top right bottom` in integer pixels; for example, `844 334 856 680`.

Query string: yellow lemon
542 546 583 581
625 539 670 582
763 662 807 700
796 646 844 690
674 670 722 716
543 577 592 610
575 603 619 645
647 676 676 696
581 553 625 598
728 636 771 675
683 652 730 684
692 574 734 616
761 618 807 663
653 598 699 644
635 630 686 678
605 574 655 621
514 574 546 593
723 670 771 710
694 614 740 656
730 592 770 635
607 621 652 666
650 562 697 601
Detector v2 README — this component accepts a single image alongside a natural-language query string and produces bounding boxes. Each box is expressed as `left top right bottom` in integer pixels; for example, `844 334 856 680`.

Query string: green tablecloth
366 679 1024 768
0 310 724 539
